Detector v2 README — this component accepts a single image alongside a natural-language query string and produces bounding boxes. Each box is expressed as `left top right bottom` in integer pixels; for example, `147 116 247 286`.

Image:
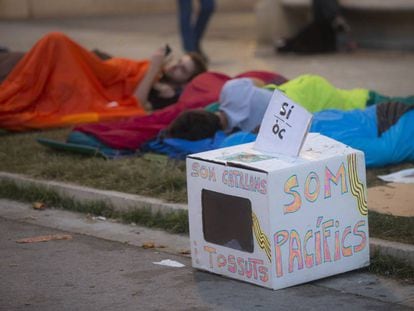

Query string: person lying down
0 32 208 131
160 75 414 167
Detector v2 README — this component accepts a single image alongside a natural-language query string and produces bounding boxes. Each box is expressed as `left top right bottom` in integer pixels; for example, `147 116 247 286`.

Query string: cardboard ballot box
186 133 370 290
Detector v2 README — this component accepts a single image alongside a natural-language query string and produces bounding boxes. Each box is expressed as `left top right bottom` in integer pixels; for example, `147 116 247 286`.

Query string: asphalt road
0 200 412 311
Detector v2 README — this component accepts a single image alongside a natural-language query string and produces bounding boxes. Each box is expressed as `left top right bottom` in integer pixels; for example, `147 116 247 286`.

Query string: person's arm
147 82 180 110
134 47 168 110
151 82 176 98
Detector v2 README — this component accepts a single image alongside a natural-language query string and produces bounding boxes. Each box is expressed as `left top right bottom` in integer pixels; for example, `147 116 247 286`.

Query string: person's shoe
332 15 351 33
332 16 357 53
274 38 292 53
336 34 358 52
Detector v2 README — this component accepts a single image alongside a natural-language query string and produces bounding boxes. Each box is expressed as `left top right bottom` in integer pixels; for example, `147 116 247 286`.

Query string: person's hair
186 52 208 81
166 110 221 141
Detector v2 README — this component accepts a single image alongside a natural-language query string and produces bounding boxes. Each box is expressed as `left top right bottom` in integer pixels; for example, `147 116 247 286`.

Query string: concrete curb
1 171 413 267
370 238 414 267
0 172 187 214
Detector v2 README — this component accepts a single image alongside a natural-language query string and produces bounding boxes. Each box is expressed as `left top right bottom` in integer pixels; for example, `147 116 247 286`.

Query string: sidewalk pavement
1 171 414 269
0 199 413 310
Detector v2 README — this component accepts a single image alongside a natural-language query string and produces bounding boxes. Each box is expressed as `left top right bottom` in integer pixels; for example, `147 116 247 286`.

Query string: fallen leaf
16 234 73 244
142 242 155 249
32 202 46 210
179 249 191 255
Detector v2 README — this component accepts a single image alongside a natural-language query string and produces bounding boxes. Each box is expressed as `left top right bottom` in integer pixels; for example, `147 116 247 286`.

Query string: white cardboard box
186 133 370 290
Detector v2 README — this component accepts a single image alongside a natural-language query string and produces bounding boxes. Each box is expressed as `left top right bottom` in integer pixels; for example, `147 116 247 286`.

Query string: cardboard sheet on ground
368 183 414 217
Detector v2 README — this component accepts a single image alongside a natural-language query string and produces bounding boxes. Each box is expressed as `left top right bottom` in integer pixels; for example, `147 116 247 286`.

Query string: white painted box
186 133 370 290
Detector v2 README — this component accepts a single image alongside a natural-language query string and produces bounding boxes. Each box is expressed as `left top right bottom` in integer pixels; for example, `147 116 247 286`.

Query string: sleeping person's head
166 78 273 141
163 52 208 84
166 109 223 141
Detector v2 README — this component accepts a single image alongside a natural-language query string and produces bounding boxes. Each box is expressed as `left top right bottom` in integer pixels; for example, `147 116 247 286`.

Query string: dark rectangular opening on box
201 189 254 253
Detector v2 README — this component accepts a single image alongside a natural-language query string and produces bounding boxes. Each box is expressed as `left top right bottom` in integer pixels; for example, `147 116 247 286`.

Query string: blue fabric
221 106 414 167
310 105 378 144
220 131 257 147
344 109 414 167
67 131 136 159
143 130 227 159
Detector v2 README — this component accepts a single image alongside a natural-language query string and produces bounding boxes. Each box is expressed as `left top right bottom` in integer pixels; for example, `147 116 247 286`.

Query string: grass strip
0 129 187 203
0 180 189 234
121 208 188 234
367 250 414 284
369 211 414 245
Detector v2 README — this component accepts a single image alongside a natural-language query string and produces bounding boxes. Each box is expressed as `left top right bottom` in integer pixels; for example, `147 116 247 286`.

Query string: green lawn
0 129 187 203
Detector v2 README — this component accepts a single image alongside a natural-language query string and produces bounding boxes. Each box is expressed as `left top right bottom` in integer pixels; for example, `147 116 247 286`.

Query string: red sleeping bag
74 70 287 150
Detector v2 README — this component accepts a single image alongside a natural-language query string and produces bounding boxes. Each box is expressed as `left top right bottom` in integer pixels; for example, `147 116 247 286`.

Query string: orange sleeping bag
0 32 149 131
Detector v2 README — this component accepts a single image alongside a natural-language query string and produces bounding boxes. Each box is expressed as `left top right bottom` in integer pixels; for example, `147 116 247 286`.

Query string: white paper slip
254 89 313 157
153 259 185 268
378 168 414 184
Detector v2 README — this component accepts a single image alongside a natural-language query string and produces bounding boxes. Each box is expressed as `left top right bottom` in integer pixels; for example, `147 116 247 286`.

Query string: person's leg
177 0 196 52
194 0 215 53
313 0 354 51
